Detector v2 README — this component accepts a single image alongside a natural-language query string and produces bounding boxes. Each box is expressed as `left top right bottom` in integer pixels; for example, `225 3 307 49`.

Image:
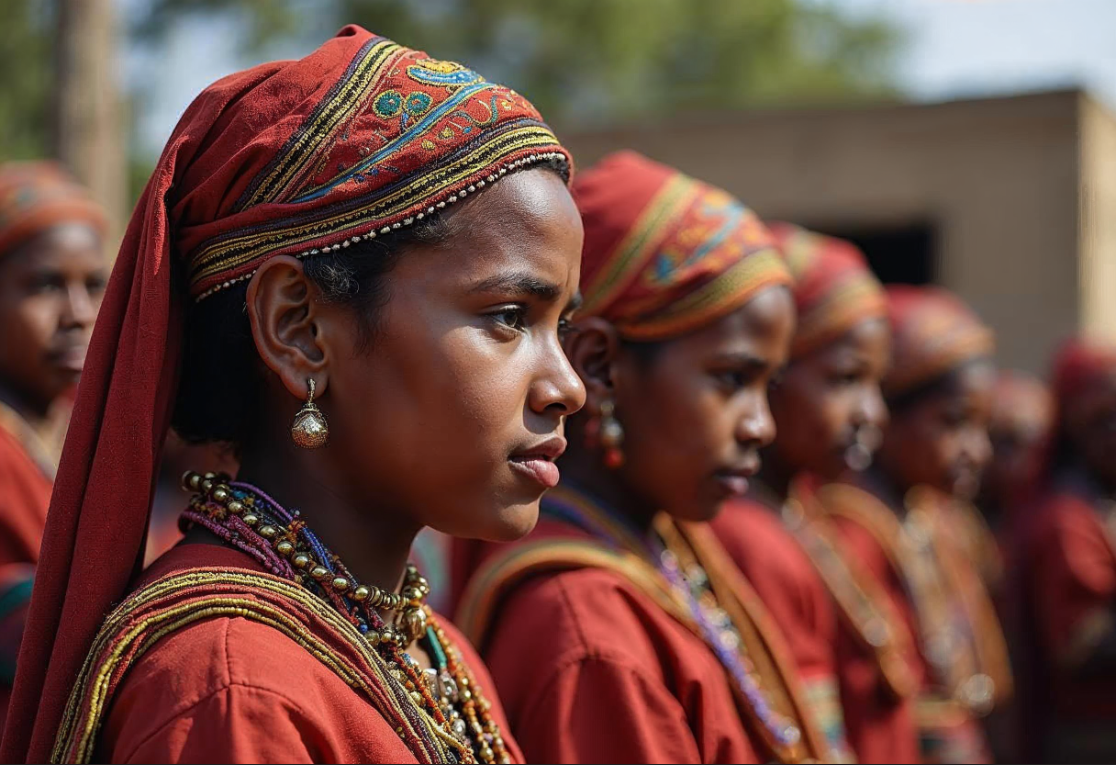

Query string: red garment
0 426 51 568
465 517 763 764
1015 488 1116 759
2 25 569 763
827 488 995 764
712 498 920 764
96 543 521 764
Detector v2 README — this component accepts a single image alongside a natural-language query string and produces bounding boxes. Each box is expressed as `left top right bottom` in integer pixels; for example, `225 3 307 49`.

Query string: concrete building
562 89 1116 373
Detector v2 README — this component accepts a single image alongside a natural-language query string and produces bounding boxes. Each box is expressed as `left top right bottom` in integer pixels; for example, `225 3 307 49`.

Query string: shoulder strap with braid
53 568 459 764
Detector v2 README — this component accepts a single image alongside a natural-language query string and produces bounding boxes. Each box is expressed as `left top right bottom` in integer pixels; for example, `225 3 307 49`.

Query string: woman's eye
491 306 527 332
558 317 574 338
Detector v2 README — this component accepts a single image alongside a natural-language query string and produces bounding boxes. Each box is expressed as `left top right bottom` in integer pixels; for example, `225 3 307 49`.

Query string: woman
819 285 1012 763
1014 340 1116 762
710 224 921 763
0 162 107 719
2 26 585 764
455 151 833 763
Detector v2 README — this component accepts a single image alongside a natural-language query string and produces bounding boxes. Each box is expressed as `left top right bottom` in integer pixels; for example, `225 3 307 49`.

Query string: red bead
604 448 624 469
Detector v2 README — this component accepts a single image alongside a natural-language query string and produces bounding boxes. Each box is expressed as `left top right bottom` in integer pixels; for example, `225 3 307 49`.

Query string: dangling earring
599 400 625 469
291 377 329 449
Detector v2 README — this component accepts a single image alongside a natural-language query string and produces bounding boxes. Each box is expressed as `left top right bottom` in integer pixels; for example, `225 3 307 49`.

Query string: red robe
712 497 919 763
95 543 522 764
455 512 828 764
1015 488 1116 761
823 483 1009 765
0 415 54 727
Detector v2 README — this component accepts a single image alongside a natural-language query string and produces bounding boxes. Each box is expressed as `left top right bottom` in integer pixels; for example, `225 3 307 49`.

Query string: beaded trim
194 150 568 302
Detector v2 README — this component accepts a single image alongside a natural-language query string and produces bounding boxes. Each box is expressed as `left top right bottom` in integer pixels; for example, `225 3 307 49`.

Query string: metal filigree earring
291 377 329 449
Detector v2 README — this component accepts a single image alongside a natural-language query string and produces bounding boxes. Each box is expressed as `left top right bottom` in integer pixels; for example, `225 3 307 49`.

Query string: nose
965 426 994 471
528 334 586 419
854 383 890 432
734 390 777 449
61 282 98 329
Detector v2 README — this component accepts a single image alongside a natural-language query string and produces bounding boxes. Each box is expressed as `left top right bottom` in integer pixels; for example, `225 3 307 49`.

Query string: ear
564 316 623 415
245 255 328 401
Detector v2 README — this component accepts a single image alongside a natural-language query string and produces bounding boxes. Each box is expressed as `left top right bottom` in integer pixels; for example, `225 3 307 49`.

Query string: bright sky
128 0 1116 157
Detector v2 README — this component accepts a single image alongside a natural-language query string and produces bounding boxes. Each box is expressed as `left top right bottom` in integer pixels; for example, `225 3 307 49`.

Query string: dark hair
172 160 569 450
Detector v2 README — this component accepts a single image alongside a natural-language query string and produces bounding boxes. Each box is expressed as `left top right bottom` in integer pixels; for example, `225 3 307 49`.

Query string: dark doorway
804 222 937 286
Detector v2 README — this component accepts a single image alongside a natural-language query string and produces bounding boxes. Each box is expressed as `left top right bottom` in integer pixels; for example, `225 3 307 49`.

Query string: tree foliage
137 0 901 128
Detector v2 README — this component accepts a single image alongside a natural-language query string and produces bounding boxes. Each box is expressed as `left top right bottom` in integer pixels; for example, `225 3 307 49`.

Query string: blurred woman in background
1013 340 1116 763
455 151 837 764
2 26 586 764
711 225 922 764
820 286 1012 764
0 162 107 721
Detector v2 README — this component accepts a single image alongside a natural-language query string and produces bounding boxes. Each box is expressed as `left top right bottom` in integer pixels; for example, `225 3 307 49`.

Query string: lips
509 436 567 489
48 344 87 373
714 458 761 497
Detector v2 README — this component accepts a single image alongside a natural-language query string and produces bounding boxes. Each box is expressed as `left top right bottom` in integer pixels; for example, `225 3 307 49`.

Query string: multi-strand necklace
180 471 510 764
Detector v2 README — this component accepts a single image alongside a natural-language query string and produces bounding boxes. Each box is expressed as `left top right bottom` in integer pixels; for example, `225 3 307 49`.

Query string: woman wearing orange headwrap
819 286 1012 763
710 225 921 763
454 152 836 763
2 26 586 764
0 162 107 722
1013 340 1116 762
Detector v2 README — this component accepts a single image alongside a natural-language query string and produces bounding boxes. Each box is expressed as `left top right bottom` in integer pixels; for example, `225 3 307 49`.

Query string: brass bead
258 525 278 539
402 586 423 602
332 577 349 591
352 585 371 602
226 499 244 514
310 565 329 580
201 479 214 492
204 472 217 480
409 691 424 706
400 606 428 642
242 514 259 526
292 553 311 569
182 471 200 491
276 540 295 556
480 745 495 762
212 486 230 503
366 630 381 646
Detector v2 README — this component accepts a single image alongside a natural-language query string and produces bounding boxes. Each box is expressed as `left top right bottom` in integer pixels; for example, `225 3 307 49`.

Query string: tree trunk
52 0 126 242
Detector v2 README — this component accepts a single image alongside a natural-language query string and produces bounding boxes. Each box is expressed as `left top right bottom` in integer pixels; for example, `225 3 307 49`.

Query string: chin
482 499 541 542
669 498 725 524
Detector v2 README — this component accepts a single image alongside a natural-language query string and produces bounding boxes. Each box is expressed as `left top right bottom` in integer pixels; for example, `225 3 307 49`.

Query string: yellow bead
332 577 349 591
242 514 259 526
352 585 371 601
258 525 278 539
212 486 230 503
204 472 216 480
182 471 200 491
292 553 310 569
226 499 244 514
276 541 294 556
310 566 329 580
201 479 214 492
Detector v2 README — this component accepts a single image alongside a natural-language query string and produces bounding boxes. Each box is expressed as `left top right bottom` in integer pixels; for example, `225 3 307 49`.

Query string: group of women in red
0 25 1111 764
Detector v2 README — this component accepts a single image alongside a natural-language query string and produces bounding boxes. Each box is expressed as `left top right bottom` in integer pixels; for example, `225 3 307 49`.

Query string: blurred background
2 0 1114 372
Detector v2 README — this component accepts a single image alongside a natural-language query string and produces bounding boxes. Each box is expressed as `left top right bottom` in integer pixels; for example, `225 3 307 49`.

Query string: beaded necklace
541 489 803 753
180 471 509 764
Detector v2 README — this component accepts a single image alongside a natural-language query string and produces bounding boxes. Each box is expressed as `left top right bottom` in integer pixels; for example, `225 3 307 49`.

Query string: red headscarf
1042 338 1116 479
769 222 886 357
1 26 570 762
0 162 105 257
572 151 791 340
882 285 994 399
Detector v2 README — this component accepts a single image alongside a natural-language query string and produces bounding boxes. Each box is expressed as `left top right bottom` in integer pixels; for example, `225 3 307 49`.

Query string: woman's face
878 360 996 500
769 318 891 481
316 169 586 542
609 286 796 522
0 224 107 411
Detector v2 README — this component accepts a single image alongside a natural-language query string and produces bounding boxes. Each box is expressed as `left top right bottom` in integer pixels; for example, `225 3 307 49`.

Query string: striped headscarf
0 162 104 258
572 151 791 341
771 223 886 358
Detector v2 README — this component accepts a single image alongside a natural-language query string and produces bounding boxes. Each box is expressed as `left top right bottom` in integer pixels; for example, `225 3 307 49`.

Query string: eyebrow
712 351 768 368
469 272 563 301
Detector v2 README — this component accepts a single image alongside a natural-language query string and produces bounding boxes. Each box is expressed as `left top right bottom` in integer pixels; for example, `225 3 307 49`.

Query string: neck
236 438 420 596
755 454 794 506
861 465 908 516
0 379 53 433
558 445 656 535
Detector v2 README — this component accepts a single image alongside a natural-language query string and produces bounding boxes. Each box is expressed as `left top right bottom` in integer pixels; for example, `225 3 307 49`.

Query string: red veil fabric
1 25 570 762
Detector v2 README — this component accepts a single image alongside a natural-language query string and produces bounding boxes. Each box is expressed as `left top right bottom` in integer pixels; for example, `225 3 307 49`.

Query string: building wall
561 91 1091 373
1080 93 1116 346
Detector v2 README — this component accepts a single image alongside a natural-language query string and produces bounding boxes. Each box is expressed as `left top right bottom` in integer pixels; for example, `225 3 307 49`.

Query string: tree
138 0 901 128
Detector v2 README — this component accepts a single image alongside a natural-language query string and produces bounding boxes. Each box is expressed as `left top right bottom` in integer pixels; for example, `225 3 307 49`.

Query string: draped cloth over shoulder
1 25 571 763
